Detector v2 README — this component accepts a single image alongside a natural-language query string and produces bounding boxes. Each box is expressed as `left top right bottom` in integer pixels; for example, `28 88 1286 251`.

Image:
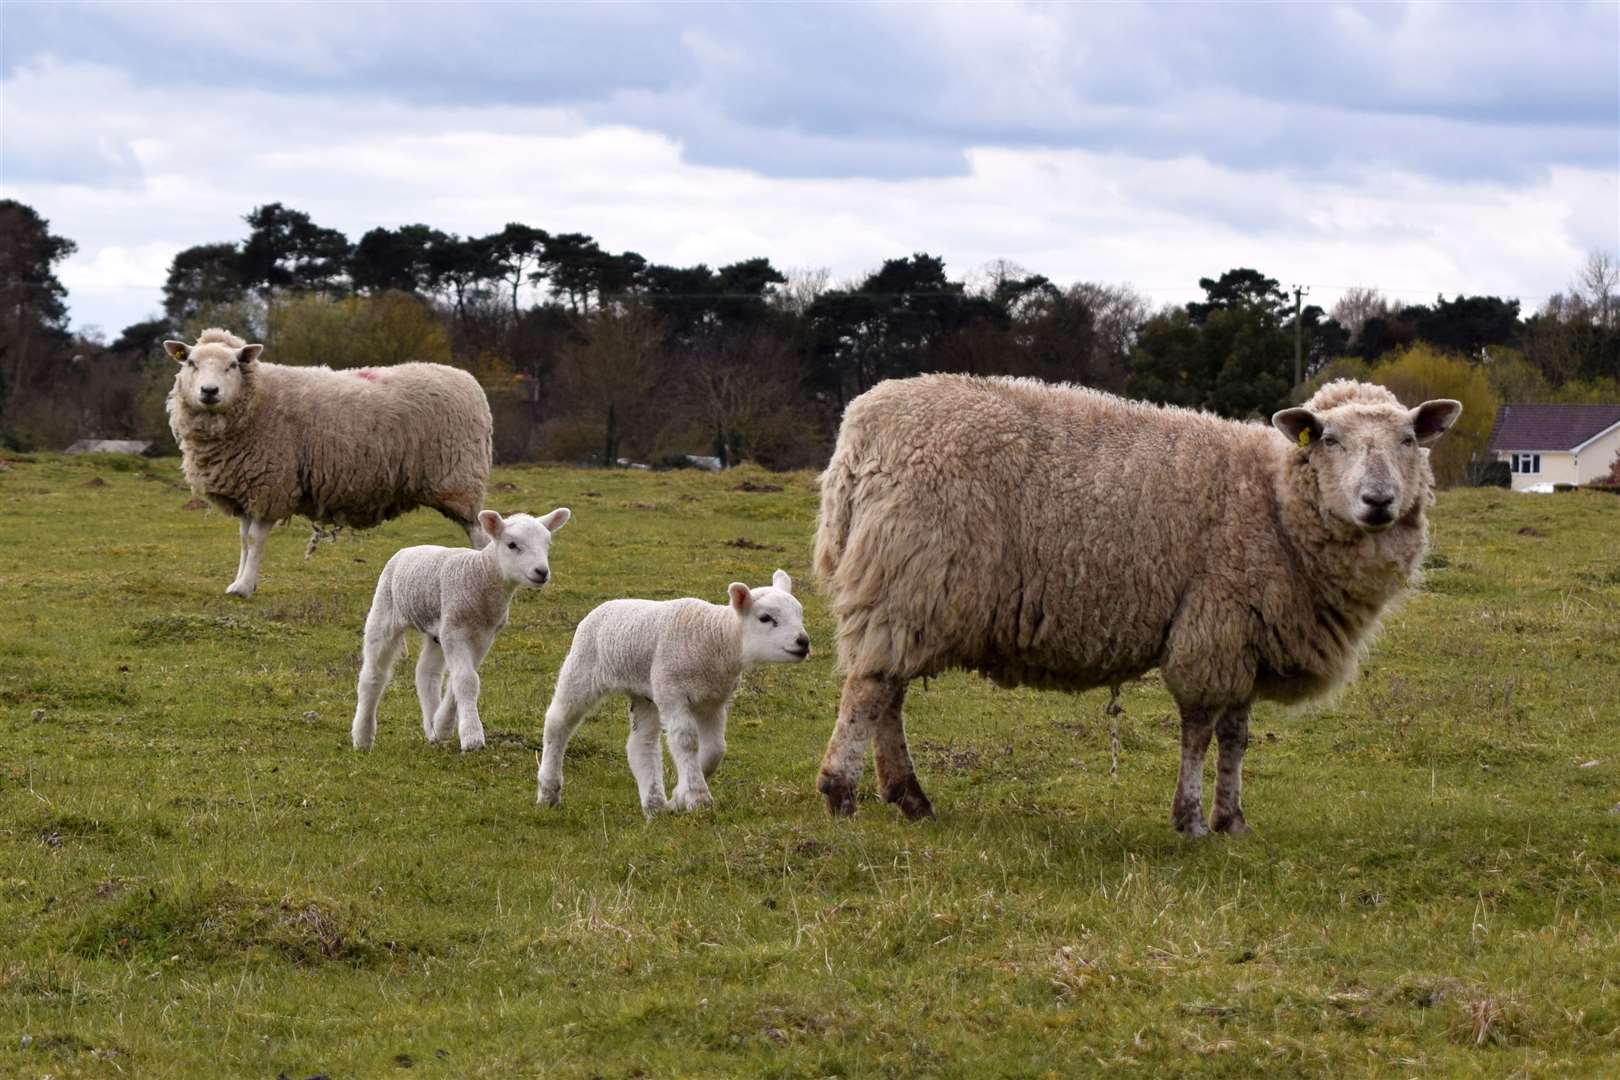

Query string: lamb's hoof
1175 816 1211 839
641 794 667 819
671 786 713 813
537 783 562 807
459 734 486 752
882 776 935 821
818 774 857 818
350 737 372 752
225 582 254 598
1212 810 1250 835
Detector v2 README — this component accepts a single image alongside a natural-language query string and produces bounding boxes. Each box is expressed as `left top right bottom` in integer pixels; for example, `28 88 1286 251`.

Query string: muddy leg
1171 705 1216 838
818 673 904 817
1211 705 1251 834
870 681 932 820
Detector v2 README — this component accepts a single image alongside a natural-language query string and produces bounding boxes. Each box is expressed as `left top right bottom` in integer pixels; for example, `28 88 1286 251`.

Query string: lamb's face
1274 399 1462 532
164 339 263 413
479 508 571 588
730 569 810 665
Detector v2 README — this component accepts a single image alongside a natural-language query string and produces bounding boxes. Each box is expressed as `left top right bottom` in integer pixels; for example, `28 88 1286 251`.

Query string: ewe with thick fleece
538 570 810 815
352 508 570 753
165 328 493 598
814 376 1461 836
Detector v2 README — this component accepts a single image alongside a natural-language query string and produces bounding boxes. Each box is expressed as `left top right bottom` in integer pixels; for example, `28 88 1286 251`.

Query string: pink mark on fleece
353 369 380 382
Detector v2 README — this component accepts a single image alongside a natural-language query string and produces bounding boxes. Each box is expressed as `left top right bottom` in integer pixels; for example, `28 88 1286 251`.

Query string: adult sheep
813 376 1460 837
165 328 493 598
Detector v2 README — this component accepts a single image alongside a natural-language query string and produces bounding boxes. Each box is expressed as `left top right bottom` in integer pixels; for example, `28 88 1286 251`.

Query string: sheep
164 328 493 598
537 570 810 815
812 376 1461 837
351 507 571 753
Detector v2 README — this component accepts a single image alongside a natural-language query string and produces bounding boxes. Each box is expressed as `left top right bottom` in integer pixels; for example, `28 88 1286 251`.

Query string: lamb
164 328 493 598
537 570 810 815
351 507 570 753
812 376 1461 837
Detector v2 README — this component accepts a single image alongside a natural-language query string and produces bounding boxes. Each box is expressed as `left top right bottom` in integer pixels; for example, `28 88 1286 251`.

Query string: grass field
2 452 1618 1078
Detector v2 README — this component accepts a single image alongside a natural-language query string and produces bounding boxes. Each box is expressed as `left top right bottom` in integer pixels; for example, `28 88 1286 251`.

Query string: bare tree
770 266 831 318
1330 286 1390 343
1578 250 1617 330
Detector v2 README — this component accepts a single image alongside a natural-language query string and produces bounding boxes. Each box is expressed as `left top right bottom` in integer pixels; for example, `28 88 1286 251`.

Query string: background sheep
813 376 1461 836
351 508 570 753
537 570 810 815
164 328 493 597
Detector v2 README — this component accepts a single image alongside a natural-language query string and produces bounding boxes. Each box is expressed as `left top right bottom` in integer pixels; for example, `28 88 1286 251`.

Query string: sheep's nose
1361 492 1394 509
200 385 219 399
533 568 549 584
795 634 810 649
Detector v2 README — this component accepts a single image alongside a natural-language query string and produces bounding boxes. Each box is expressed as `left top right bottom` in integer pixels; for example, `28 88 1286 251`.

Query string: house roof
1487 404 1620 453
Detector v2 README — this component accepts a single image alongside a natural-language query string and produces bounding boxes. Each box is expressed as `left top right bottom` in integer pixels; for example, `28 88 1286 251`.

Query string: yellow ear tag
1297 428 1311 447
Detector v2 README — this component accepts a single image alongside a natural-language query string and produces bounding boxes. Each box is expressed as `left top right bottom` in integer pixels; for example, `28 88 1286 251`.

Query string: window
1510 453 1541 474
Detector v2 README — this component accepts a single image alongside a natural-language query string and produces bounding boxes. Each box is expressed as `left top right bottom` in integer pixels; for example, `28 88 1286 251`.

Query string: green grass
2 454 1618 1078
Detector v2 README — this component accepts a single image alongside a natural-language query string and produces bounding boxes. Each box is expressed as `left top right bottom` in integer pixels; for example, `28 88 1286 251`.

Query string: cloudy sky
3 0 1616 336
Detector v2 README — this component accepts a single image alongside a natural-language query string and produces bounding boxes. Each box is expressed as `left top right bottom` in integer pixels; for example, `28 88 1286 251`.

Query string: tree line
2 197 1616 483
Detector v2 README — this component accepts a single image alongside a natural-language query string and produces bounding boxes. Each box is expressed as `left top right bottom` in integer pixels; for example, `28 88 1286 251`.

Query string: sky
2 0 1617 337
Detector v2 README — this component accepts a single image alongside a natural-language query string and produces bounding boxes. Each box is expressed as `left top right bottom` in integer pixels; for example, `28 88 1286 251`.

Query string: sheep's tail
812 446 859 591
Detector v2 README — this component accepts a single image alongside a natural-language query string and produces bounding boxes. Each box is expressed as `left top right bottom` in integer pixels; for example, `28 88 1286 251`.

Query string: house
1486 404 1620 491
64 439 154 455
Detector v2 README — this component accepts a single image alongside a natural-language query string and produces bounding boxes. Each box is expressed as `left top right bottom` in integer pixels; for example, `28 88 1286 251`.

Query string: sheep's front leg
664 706 713 812
1171 705 1216 838
441 633 493 752
226 516 274 598
696 705 727 780
415 636 447 741
537 661 600 805
818 673 905 817
869 678 932 820
1211 705 1251 834
626 695 667 816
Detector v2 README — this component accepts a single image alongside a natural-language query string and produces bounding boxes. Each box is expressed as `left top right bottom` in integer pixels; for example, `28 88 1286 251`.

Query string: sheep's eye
1402 435 1416 447
758 614 775 625
507 542 519 551
1322 435 1340 448
185 359 195 368
228 362 238 370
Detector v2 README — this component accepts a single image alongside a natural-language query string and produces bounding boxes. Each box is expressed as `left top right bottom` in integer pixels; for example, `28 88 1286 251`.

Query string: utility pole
1291 284 1308 390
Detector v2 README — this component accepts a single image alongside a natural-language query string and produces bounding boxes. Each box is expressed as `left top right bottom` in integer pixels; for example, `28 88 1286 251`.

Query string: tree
1367 343 1498 488
266 292 451 369
549 302 667 464
351 224 446 295
1330 287 1390 345
163 242 242 322
0 199 77 441
1186 268 1289 325
428 234 498 320
238 203 352 295
484 223 549 319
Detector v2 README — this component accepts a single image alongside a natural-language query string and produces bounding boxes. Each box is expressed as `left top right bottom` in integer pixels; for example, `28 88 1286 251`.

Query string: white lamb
537 570 810 815
352 507 571 753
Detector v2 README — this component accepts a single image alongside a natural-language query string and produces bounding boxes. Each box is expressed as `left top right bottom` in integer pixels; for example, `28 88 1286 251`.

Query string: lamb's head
1273 380 1461 533
729 569 810 665
164 328 263 414
479 508 571 588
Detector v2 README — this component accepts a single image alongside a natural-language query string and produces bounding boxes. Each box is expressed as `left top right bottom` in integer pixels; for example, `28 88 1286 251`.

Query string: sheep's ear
1272 407 1323 448
772 569 793 594
727 582 752 612
538 507 570 533
1411 399 1462 445
164 340 190 362
237 344 264 365
478 509 504 538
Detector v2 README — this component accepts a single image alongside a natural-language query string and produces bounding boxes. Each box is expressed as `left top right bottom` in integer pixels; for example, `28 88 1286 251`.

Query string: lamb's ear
478 509 504 539
1411 399 1463 445
538 507 570 533
728 582 752 612
772 568 793 594
163 340 190 362
237 344 264 365
1272 407 1323 448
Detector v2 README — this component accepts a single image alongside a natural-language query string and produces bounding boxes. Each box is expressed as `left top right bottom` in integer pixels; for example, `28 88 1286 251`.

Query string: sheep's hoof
641 793 666 818
818 774 858 817
459 734 485 752
537 783 562 807
225 581 254 598
671 786 712 812
1175 817 1211 839
882 776 935 821
1212 810 1250 835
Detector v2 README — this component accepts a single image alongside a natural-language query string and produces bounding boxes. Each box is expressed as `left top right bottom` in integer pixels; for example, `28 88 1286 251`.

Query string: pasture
2 453 1618 1078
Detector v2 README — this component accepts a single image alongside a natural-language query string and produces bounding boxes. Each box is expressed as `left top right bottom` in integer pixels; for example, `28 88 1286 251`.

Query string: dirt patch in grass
180 497 209 510
130 612 293 644
725 537 783 552
733 480 783 493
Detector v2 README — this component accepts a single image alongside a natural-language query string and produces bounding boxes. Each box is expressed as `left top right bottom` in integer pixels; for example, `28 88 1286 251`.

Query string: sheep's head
165 331 263 413
1274 380 1461 533
480 508 570 588
729 569 810 665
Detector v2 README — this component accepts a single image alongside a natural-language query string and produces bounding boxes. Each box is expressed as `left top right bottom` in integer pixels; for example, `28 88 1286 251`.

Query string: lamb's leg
1171 705 1216 838
232 516 249 582
442 634 491 752
1211 705 1252 834
818 673 906 817
351 616 406 750
696 705 727 780
226 515 273 598
414 636 447 741
664 705 713 812
869 679 932 820
626 694 667 816
537 664 599 805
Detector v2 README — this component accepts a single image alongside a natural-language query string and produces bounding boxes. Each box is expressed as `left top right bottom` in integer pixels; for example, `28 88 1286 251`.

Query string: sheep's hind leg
1171 705 1216 838
626 695 667 816
870 679 932 820
818 673 904 818
226 516 274 598
415 636 447 741
1211 705 1251 835
351 619 407 750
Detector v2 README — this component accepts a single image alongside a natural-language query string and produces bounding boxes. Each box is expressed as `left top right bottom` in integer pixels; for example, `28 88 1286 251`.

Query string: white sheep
164 328 493 598
537 570 810 815
351 508 570 753
814 376 1461 836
